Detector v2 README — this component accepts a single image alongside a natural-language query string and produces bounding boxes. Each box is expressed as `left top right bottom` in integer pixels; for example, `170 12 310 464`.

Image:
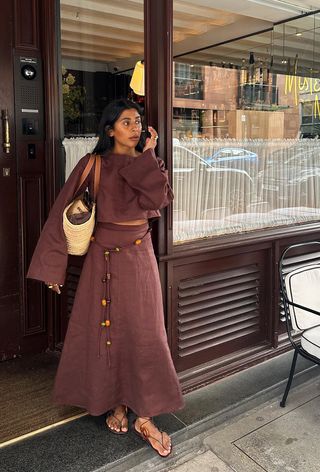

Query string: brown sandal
106 406 128 435
133 418 172 457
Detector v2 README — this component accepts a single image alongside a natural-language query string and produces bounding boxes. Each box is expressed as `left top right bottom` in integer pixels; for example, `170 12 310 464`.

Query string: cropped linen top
27 148 173 285
94 149 172 221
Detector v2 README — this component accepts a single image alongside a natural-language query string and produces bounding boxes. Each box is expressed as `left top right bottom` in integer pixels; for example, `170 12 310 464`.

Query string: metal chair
279 241 320 407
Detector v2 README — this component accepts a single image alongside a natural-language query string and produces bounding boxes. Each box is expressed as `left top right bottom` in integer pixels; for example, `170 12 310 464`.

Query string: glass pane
59 0 144 179
172 9 320 244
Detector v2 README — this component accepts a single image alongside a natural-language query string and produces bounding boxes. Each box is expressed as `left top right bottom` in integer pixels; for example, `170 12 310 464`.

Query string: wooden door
0 0 50 359
0 1 20 360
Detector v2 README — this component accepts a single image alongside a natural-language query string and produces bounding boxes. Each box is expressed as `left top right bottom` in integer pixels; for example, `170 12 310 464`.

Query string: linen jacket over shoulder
27 148 173 285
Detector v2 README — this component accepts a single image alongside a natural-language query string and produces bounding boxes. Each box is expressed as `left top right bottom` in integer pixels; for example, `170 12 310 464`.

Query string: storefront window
59 1 144 178
172 11 320 244
174 63 204 100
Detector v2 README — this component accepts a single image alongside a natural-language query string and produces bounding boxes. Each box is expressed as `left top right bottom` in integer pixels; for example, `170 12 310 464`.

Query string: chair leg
280 349 299 408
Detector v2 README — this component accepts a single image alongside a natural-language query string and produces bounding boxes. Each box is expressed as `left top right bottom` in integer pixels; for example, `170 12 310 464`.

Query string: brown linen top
27 148 173 285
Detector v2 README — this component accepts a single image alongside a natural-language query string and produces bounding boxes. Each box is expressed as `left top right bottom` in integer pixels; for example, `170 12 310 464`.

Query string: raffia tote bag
63 154 101 256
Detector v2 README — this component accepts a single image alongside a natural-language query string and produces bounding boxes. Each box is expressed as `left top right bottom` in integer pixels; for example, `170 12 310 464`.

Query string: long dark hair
92 99 144 155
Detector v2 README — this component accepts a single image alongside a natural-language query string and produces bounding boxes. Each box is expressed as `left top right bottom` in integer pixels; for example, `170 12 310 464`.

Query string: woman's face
109 108 142 149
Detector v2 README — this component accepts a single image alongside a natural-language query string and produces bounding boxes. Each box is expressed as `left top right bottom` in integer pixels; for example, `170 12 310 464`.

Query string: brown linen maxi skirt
53 222 184 417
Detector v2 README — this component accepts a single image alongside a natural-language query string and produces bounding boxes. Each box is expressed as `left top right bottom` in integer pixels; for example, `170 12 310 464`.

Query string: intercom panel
14 55 44 142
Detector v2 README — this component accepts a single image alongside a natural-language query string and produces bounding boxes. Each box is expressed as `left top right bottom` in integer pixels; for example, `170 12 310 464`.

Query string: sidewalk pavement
1 351 320 472
167 376 320 472
102 357 320 472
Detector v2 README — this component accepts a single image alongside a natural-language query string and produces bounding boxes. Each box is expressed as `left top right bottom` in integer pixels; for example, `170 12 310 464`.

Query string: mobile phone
140 125 151 148
142 125 151 139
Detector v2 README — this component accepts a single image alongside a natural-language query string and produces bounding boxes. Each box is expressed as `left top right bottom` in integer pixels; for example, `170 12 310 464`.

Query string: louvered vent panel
177 265 260 357
66 265 82 318
279 250 320 322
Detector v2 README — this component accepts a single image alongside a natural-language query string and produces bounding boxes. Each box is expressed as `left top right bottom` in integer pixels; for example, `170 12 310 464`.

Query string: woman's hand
143 126 158 152
46 282 63 294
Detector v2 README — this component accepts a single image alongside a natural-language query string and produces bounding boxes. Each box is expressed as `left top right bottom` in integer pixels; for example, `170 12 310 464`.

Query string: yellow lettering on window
299 77 309 92
285 75 298 105
314 95 320 118
310 78 314 94
314 79 320 93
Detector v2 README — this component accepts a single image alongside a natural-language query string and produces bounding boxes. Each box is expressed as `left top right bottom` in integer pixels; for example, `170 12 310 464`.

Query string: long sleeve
118 148 174 210
27 154 91 285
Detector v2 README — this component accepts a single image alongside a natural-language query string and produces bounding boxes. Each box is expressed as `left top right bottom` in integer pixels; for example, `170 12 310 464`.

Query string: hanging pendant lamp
130 61 145 96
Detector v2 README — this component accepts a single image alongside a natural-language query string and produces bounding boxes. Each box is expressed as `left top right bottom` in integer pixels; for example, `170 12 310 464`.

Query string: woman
27 99 184 457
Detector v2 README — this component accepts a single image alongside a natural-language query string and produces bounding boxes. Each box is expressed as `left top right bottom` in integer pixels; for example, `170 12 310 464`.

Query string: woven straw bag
63 154 101 256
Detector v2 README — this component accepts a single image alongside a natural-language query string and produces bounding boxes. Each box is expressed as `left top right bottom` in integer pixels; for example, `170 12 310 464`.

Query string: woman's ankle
115 404 127 412
136 416 151 424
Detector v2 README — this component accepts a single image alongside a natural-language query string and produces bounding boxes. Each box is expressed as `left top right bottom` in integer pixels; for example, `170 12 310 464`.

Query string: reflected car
257 144 320 208
258 165 320 208
263 145 316 168
173 143 253 216
204 148 258 165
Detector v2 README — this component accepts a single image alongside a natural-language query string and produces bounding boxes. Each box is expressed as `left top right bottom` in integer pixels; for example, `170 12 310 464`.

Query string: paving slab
103 361 320 472
235 397 320 472
167 450 234 472
204 377 320 472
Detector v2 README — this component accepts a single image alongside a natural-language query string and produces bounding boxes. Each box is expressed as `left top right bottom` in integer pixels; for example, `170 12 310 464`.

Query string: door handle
1 109 11 154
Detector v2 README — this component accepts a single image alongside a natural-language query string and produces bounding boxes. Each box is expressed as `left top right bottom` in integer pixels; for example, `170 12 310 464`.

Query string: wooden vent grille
279 250 320 322
177 265 260 357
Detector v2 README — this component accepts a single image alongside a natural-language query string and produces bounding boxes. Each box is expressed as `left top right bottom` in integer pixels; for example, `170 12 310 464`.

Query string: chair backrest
284 264 320 331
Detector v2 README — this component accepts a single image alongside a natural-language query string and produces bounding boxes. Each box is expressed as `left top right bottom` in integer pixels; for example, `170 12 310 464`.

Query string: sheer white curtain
62 137 320 244
173 139 320 243
63 137 98 180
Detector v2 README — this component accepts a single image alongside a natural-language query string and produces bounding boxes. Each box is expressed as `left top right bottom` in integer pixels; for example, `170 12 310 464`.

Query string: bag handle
93 154 101 202
74 154 101 202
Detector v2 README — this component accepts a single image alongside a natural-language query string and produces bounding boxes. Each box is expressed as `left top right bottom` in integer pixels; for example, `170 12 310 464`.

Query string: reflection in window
174 63 204 100
59 0 144 174
61 65 131 136
172 12 320 244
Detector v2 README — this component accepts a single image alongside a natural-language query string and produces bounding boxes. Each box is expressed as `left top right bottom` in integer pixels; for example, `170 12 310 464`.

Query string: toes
107 417 120 432
163 433 172 452
113 420 121 432
149 435 171 457
119 416 128 432
107 411 129 433
159 446 170 457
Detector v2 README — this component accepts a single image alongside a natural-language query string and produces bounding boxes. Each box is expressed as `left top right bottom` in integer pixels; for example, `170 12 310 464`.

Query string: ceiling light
296 32 302 37
130 61 144 96
281 24 287 67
